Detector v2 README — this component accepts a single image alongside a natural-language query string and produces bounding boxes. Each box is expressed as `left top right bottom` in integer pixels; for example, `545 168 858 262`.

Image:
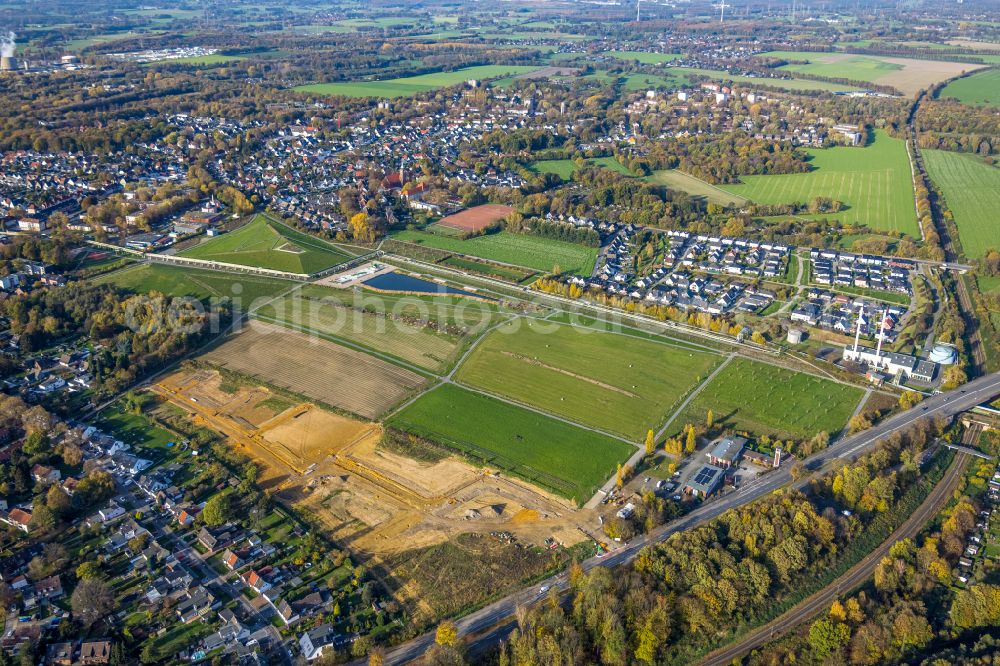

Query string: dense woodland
0 282 226 392
476 420 948 666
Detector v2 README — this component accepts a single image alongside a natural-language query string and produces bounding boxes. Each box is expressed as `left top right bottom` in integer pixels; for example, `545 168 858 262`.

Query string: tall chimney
875 307 887 362
852 303 864 356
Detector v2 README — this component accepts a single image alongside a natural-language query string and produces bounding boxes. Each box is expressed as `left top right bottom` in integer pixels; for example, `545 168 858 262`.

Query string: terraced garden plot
388 384 634 503
719 131 918 236
179 215 353 274
253 285 494 373
200 321 426 419
922 150 1000 258
671 357 864 440
454 320 721 440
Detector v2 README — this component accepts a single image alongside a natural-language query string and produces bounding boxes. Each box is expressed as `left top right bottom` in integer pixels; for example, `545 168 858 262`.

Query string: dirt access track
154 369 595 562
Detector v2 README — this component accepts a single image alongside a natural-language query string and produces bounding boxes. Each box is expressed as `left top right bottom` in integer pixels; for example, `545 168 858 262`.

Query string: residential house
299 624 340 661
46 641 73 666
2 508 32 532
79 639 112 664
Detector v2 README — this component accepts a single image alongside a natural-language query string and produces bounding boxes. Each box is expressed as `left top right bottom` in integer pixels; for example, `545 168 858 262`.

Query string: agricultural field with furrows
387 384 635 504
200 321 427 419
719 131 919 236
293 65 540 98
178 215 353 274
454 320 721 440
674 357 865 440
252 284 497 373
390 229 598 274
94 263 295 304
923 150 1000 258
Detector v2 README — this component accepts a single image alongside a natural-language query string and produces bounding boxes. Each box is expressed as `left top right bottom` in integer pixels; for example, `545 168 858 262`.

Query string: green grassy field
531 157 632 179
293 65 540 98
759 51 981 95
390 229 598 274
94 263 295 304
762 51 904 82
719 130 919 236
673 358 864 440
178 215 353 274
923 150 1000 258
646 170 749 206
607 51 684 64
666 67 861 93
253 284 498 373
455 320 721 439
156 53 246 65
388 384 634 503
96 403 176 452
939 69 1000 107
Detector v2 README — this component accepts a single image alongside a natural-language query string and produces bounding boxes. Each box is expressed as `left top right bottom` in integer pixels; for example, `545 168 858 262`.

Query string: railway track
700 447 970 664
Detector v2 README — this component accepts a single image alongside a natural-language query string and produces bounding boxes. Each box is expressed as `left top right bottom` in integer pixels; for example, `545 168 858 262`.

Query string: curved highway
378 371 1000 665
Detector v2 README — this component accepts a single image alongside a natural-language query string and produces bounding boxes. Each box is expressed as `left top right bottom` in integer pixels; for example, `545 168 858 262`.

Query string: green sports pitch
672 357 865 440
293 65 541 98
178 215 353 274
718 130 919 236
388 383 634 504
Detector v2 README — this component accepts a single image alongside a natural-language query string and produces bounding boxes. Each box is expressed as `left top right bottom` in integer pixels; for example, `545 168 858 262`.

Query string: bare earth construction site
154 366 591 616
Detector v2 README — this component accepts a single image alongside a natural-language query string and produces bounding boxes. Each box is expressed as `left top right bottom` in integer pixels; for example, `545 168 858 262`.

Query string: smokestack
852 303 864 354
875 307 888 360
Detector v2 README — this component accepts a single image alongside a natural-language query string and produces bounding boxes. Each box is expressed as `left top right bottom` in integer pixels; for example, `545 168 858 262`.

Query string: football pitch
719 131 919 236
179 215 354 274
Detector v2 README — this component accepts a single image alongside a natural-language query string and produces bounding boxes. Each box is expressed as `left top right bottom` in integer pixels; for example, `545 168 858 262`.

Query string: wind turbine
716 0 731 22
636 0 641 22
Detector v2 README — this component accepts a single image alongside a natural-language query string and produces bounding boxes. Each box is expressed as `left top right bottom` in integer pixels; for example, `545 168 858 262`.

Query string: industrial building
842 304 937 382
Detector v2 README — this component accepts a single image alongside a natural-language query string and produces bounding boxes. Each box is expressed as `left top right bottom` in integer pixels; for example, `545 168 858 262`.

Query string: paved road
699 449 970 665
376 371 1000 665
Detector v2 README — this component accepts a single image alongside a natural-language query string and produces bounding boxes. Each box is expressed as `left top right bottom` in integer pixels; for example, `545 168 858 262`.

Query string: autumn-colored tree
685 425 697 454
435 620 458 647
644 430 656 456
